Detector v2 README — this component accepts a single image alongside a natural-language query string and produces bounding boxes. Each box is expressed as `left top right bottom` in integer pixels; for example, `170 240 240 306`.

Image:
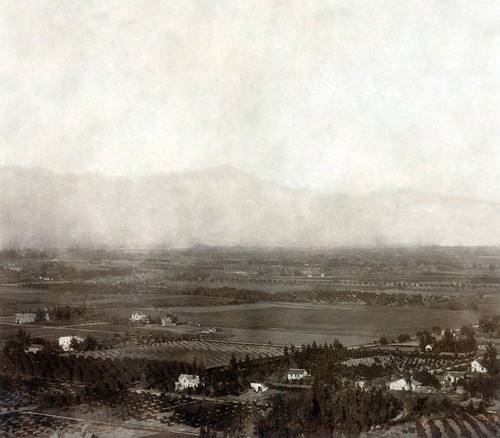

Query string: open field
171 301 492 346
3 293 500 347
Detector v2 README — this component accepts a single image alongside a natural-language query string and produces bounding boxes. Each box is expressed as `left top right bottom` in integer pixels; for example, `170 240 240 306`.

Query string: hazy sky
1 1 499 200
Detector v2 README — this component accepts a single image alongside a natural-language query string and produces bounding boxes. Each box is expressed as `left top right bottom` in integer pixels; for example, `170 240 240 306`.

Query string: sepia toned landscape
2 243 500 437
2 1 500 436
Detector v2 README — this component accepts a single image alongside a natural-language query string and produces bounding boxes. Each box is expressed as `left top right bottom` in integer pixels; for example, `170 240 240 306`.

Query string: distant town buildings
15 312 36 324
175 374 200 391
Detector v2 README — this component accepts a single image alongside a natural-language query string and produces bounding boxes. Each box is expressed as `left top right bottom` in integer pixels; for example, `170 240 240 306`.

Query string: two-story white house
175 374 200 391
130 311 146 322
287 368 308 381
58 336 84 352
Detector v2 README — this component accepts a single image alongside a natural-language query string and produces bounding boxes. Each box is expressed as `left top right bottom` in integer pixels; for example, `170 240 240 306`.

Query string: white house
26 344 43 353
443 372 465 386
470 359 488 373
15 312 36 324
425 344 433 352
175 374 200 391
201 327 218 334
130 311 146 322
250 382 269 392
389 378 422 391
287 368 308 381
58 336 84 352
355 380 367 390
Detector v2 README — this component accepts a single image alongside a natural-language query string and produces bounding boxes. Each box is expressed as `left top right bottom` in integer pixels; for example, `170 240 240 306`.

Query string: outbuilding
15 313 36 324
250 382 269 392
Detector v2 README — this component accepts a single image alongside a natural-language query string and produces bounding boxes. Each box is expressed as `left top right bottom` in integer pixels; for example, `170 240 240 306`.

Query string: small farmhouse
175 374 200 391
15 312 36 324
26 344 43 353
425 344 433 352
389 378 422 391
130 311 146 322
161 316 173 326
58 336 84 352
287 368 308 381
470 359 488 374
355 380 367 390
250 382 269 392
443 372 466 386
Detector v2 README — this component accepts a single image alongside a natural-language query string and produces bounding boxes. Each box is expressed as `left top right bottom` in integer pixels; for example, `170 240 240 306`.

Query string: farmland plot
76 340 285 369
412 415 500 438
342 354 469 372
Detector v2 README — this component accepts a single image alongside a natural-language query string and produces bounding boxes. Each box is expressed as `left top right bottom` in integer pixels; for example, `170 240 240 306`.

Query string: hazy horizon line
2 164 499 206
2 243 500 252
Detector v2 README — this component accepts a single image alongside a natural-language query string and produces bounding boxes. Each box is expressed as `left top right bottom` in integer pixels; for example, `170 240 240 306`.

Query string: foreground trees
256 382 402 437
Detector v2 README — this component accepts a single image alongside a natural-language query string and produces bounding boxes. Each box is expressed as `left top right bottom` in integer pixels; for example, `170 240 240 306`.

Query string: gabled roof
389 377 422 386
288 368 307 373
178 374 199 381
389 377 406 384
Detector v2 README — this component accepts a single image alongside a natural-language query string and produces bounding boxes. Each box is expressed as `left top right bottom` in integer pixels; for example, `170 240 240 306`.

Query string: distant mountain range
0 166 499 248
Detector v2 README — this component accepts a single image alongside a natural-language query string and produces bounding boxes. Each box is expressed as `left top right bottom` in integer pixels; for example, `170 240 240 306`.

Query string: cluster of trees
274 290 425 307
186 286 269 303
176 400 249 434
5 328 97 353
68 336 97 352
153 287 429 308
203 353 284 397
481 343 499 375
463 374 500 402
479 316 500 333
0 248 49 259
2 341 203 400
22 305 93 322
416 327 477 353
255 381 402 437
378 334 411 345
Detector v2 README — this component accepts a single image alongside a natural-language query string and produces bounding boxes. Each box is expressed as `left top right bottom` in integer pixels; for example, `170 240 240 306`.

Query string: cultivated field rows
414 413 500 438
76 340 285 369
342 354 469 372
